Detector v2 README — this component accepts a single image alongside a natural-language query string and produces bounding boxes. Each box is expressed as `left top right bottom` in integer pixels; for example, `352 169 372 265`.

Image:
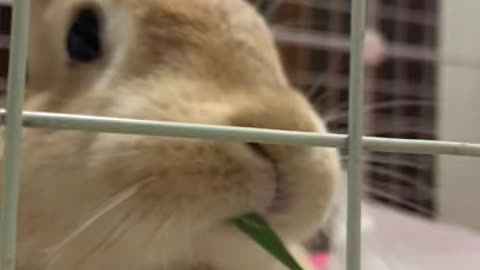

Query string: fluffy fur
8 0 341 269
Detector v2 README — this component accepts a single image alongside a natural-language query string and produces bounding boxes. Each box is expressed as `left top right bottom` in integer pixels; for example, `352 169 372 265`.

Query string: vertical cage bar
346 0 367 270
0 1 30 270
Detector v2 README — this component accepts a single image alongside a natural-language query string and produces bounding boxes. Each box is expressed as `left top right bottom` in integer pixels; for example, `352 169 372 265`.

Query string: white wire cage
0 1 479 270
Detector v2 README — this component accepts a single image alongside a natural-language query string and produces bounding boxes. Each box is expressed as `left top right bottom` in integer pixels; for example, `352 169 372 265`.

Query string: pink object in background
310 252 329 270
364 29 386 67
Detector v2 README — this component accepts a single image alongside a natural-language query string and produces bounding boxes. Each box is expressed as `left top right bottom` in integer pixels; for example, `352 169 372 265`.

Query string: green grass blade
233 213 303 270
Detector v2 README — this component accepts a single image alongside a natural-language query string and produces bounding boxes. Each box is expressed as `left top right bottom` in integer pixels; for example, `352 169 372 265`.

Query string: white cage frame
0 1 479 270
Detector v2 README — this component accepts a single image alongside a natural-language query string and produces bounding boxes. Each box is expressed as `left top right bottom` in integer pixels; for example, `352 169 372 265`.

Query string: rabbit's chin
198 161 336 244
157 183 313 247
211 189 324 246
166 202 318 270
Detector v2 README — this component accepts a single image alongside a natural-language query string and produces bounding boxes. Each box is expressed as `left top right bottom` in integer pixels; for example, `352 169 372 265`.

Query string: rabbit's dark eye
67 7 102 62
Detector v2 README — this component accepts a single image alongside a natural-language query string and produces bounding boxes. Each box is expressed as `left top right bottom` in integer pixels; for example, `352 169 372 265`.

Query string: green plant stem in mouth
232 213 303 270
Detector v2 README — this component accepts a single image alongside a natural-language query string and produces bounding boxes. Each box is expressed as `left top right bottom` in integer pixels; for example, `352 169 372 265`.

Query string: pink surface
310 252 329 270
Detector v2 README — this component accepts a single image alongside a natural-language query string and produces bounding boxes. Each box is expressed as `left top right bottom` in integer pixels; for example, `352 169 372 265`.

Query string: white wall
438 0 480 230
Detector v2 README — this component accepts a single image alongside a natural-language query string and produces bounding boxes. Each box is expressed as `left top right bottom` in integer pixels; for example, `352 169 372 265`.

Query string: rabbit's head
18 0 341 269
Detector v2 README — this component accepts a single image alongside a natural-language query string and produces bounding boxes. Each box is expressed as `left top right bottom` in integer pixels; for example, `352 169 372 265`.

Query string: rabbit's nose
228 89 324 162
229 89 320 134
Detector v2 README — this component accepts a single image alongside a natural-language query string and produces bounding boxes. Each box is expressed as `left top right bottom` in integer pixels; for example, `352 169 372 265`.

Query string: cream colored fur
2 0 341 269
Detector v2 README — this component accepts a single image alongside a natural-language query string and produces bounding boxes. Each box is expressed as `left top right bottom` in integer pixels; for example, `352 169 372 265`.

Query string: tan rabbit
6 0 341 269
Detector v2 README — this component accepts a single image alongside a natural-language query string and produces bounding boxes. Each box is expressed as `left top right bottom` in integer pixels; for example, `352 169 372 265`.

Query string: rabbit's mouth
267 170 290 214
246 143 290 214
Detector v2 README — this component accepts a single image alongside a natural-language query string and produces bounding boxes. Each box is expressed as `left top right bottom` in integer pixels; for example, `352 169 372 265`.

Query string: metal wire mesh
0 1 479 270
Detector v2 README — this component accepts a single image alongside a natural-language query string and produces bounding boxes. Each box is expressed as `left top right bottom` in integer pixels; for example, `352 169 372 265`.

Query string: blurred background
248 1 480 269
247 0 477 223
247 0 480 234
1 0 479 269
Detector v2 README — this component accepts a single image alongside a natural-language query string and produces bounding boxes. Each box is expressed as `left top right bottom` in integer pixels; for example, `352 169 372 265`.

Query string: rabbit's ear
364 29 386 67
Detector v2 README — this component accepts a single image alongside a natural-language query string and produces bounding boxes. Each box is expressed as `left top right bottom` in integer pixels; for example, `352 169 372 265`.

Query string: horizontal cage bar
0 110 479 157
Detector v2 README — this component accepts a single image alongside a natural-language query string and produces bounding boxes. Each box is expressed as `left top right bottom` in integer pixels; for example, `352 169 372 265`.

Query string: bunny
6 0 342 269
